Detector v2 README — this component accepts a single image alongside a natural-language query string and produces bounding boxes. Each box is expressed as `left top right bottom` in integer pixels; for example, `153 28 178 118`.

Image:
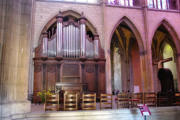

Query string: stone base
0 100 31 120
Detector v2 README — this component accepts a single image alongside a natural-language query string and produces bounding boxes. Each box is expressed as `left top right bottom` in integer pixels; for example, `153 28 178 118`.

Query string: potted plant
37 89 52 103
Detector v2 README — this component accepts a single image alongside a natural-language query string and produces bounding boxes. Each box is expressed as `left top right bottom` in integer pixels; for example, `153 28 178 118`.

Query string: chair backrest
64 91 78 111
117 93 129 108
130 93 143 107
100 94 112 109
44 93 59 111
144 92 157 107
175 92 180 106
82 93 96 110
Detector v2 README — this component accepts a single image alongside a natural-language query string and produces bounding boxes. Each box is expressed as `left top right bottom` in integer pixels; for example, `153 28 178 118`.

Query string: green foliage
37 89 52 103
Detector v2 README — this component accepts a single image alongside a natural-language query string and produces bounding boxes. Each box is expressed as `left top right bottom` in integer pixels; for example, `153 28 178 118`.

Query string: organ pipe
80 15 86 58
42 32 48 57
94 35 99 58
56 12 63 57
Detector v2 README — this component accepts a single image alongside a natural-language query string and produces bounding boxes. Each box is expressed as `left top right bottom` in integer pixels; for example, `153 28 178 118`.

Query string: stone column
80 13 86 58
56 11 63 58
176 54 180 91
177 0 180 10
142 0 154 92
0 0 33 118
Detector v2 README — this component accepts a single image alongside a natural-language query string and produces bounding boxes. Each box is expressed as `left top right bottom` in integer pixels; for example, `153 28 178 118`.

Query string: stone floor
9 104 180 120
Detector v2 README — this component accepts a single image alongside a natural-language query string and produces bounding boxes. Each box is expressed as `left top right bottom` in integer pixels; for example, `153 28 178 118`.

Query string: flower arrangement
37 89 52 103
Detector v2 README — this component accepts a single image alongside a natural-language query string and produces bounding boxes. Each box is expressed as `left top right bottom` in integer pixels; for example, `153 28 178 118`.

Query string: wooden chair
175 92 180 106
144 92 157 107
44 93 59 111
117 93 129 108
82 93 96 110
64 91 78 111
100 94 112 109
130 93 143 108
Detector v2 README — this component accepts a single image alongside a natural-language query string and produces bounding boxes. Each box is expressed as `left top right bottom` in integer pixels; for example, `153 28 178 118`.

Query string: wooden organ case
33 12 106 102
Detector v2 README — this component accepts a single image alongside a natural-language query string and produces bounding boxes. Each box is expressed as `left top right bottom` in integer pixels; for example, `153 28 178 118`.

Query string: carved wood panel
34 63 43 92
98 62 106 93
85 63 96 92
47 64 56 90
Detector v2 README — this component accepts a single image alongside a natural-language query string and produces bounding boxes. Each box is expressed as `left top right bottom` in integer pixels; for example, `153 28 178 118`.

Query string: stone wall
33 1 180 94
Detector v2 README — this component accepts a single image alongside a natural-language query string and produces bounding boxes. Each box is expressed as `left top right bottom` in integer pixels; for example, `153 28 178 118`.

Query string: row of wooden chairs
117 92 180 108
44 92 180 111
45 92 97 111
117 92 157 108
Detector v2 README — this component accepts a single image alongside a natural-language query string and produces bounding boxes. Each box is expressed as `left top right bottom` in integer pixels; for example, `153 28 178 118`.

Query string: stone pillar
56 11 63 58
142 0 154 92
80 13 86 58
177 0 180 10
0 0 33 118
176 54 180 91
94 35 99 58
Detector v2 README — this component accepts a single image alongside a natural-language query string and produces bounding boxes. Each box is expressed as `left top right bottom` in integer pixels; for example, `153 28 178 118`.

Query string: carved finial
57 11 63 17
56 11 63 22
81 12 84 17
80 12 86 24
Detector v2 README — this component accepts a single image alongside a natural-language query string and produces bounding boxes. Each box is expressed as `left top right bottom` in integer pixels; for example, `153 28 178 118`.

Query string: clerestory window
108 0 139 7
41 0 99 4
147 0 174 10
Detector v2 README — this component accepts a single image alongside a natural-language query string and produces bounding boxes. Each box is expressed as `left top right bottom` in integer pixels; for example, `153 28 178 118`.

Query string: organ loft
33 12 106 102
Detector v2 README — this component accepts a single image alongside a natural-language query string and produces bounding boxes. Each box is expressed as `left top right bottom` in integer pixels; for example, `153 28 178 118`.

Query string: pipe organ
33 12 106 103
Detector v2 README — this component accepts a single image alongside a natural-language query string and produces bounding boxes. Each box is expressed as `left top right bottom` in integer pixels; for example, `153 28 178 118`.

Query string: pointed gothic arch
151 19 180 53
38 10 98 45
110 16 145 93
151 19 180 92
109 16 145 54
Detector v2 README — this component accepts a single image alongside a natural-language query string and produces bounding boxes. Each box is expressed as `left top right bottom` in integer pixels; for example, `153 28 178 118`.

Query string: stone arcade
0 0 180 120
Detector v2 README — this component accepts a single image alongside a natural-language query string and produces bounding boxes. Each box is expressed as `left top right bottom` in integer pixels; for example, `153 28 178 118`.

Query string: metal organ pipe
42 32 48 57
56 12 63 57
67 25 69 57
63 27 66 57
80 17 86 58
94 35 99 58
60 16 84 58
65 26 67 57
70 25 72 57
69 25 71 57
